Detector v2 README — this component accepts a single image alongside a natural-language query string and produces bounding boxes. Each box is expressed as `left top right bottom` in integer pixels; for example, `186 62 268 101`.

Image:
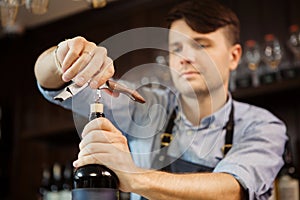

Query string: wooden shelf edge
232 77 300 99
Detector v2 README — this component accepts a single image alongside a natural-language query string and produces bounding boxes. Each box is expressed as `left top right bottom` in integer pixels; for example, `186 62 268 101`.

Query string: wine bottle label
72 188 118 200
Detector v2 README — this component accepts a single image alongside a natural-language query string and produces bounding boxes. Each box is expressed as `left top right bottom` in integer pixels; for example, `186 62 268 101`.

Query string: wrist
127 169 156 194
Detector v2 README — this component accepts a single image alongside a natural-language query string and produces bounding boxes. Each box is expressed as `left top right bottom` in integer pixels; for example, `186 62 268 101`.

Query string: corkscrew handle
104 80 146 104
54 80 146 104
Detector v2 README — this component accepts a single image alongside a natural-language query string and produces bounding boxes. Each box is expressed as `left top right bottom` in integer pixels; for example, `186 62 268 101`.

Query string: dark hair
167 0 240 45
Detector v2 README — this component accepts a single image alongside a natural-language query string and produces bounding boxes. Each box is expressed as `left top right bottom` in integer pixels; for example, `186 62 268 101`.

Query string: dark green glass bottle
72 102 119 200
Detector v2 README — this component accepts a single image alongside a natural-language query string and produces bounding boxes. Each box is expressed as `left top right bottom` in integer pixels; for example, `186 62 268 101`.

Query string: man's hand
56 36 115 89
73 117 143 192
35 36 115 89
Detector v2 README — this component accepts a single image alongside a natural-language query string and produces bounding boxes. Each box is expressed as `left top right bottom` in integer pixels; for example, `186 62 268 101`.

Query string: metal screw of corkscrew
94 88 102 103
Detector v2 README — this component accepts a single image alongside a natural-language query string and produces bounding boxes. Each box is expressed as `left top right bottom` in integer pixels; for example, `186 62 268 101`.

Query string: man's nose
179 46 196 65
180 58 193 65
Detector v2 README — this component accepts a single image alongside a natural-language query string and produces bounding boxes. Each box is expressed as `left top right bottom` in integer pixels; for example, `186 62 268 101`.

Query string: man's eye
192 43 208 49
170 45 182 53
171 48 182 53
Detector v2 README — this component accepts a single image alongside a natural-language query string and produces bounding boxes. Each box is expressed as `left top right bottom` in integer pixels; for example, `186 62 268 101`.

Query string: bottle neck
89 102 105 120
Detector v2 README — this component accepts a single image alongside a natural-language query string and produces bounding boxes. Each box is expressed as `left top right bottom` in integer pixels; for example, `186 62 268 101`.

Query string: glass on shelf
287 24 300 66
0 0 19 27
261 34 284 82
25 0 49 15
1 0 24 6
86 0 107 8
243 39 261 87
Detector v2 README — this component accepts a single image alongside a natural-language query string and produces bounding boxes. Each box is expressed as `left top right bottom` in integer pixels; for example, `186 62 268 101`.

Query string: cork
90 103 104 113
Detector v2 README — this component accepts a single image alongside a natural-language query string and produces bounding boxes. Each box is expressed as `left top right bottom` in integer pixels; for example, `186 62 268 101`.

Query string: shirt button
187 130 193 136
159 155 165 161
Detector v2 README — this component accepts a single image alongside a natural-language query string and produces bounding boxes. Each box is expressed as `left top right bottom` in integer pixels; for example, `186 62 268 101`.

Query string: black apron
140 104 234 200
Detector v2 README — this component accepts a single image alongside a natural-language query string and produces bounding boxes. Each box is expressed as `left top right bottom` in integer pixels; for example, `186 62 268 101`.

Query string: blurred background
0 0 299 199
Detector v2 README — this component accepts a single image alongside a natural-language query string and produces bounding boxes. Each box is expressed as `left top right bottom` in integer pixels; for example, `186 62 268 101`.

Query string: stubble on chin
173 75 209 98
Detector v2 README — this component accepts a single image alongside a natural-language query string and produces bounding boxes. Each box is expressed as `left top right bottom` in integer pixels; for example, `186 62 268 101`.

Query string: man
34 0 287 199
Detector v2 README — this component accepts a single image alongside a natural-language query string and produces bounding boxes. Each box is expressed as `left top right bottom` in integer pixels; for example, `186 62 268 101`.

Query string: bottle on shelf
243 39 262 87
38 162 73 200
277 141 299 200
234 54 252 89
37 165 51 200
261 34 284 83
287 24 300 67
47 162 63 200
72 89 119 200
60 162 73 200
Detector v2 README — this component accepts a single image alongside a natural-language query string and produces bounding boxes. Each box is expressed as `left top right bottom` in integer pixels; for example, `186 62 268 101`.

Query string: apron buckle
221 144 232 156
161 133 173 147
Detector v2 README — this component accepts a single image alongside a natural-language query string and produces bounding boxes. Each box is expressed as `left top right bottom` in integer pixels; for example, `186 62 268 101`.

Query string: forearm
130 170 244 200
34 46 65 89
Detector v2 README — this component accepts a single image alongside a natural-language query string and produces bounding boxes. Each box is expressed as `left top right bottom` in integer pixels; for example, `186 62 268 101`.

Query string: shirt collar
173 93 233 130
210 93 233 128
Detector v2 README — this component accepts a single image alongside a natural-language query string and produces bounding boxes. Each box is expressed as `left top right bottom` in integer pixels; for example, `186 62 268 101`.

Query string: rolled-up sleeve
214 110 287 199
37 83 73 109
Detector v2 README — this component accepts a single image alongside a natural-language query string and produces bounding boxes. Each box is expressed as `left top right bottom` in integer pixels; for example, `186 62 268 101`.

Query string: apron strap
222 103 234 155
160 109 176 148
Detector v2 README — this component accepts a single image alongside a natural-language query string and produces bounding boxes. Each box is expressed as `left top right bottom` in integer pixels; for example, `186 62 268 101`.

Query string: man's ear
229 44 242 71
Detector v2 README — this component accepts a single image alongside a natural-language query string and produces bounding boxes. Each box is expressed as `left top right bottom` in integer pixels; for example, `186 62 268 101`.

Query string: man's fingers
89 56 115 89
73 153 104 168
81 117 120 138
58 37 97 82
78 142 112 158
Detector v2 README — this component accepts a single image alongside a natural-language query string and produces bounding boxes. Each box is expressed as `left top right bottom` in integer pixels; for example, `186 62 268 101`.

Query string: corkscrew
54 80 146 104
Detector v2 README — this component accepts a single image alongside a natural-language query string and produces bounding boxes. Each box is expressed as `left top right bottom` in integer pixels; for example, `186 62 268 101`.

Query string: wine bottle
60 162 72 200
72 101 119 200
48 163 62 200
277 141 299 200
38 165 51 200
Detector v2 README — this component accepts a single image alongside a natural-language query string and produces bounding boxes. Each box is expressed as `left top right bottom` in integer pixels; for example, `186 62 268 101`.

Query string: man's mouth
180 71 201 78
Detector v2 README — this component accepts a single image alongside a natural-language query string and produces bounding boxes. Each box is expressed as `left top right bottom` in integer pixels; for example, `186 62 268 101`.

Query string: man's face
168 19 237 97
